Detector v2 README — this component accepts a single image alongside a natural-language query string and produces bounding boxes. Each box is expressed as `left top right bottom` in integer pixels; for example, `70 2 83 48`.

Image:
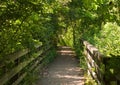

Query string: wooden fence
82 40 120 85
82 40 104 85
0 43 52 85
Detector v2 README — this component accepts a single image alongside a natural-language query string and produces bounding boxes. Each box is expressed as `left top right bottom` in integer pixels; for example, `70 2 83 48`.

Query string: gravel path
36 46 85 85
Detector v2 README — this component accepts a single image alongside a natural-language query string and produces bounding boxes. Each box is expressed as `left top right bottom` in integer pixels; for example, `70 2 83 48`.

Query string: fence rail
82 40 120 85
82 40 104 85
0 43 52 85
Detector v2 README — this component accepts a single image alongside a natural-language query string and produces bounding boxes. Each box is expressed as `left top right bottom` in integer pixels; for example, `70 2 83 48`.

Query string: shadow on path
36 46 85 85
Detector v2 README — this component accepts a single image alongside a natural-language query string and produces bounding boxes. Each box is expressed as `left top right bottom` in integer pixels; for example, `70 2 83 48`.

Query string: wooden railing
82 40 104 85
0 43 52 85
82 40 120 85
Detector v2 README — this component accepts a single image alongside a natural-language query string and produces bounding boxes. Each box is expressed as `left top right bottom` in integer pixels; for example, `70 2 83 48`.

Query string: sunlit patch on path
36 46 85 85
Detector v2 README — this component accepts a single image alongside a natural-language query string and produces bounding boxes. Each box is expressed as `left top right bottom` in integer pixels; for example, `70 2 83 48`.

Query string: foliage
0 0 60 57
0 0 60 84
66 0 120 84
0 0 120 84
94 22 120 57
58 27 73 47
70 0 120 58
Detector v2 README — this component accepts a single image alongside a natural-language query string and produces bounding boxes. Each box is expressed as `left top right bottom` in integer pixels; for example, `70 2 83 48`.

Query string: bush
94 22 120 57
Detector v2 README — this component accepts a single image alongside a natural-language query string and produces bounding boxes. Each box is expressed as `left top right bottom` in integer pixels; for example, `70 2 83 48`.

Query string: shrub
94 22 120 57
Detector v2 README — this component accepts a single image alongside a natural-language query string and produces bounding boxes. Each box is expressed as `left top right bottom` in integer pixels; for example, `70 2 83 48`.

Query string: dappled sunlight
58 50 76 56
57 50 74 53
57 46 73 50
41 66 85 85
37 46 85 85
57 46 76 56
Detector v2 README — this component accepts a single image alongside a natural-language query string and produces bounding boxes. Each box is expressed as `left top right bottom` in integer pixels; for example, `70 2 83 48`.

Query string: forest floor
36 46 85 85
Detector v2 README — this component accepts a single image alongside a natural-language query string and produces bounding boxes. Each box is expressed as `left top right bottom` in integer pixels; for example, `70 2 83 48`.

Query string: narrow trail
36 46 85 85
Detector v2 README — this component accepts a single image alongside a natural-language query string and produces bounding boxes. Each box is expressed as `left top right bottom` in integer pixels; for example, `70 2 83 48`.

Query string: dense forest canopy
0 0 120 57
0 0 120 84
69 0 120 57
0 0 120 63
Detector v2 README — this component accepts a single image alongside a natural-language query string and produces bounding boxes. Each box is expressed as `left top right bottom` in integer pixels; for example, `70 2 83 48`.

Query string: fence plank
11 53 46 85
12 73 27 85
82 40 104 85
0 49 43 85
0 44 42 68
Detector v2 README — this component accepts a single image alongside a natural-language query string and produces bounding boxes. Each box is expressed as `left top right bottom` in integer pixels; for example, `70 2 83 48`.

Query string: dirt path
36 46 85 85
